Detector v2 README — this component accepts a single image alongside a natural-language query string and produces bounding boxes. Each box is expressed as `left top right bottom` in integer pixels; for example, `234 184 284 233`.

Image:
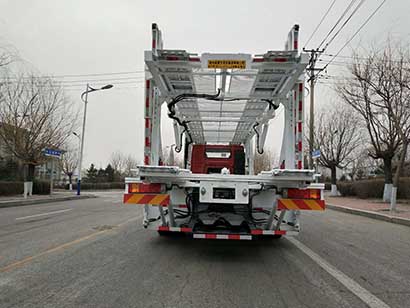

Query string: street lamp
77 83 113 195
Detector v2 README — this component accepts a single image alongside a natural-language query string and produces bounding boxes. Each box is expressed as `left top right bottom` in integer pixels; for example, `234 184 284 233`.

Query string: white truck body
123 23 325 240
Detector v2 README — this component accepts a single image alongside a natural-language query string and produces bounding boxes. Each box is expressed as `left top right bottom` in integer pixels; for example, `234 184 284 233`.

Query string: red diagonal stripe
139 194 155 204
159 195 170 206
123 194 132 203
293 200 311 210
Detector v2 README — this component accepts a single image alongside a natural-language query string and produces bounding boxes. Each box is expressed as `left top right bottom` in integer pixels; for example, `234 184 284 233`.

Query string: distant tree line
83 152 138 183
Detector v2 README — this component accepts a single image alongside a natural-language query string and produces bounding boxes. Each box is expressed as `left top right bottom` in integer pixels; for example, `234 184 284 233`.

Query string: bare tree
338 46 403 202
109 151 139 178
313 104 362 195
0 73 78 184
349 43 410 209
60 146 78 189
109 151 126 175
254 149 277 174
0 46 15 68
347 148 373 181
123 154 138 177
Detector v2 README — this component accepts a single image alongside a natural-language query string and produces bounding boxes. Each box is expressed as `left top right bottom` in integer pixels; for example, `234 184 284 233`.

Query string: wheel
158 230 172 236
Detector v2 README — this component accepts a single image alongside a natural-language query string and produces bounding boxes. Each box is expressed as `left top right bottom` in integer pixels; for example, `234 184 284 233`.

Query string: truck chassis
124 24 325 240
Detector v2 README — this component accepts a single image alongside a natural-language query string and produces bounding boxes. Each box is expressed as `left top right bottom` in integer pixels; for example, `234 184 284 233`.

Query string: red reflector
128 183 162 193
166 56 180 61
272 58 288 62
252 58 264 62
287 188 321 199
189 57 200 62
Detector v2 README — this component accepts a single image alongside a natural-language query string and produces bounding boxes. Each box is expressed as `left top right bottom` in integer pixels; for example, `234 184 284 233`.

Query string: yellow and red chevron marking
123 193 170 206
278 199 325 210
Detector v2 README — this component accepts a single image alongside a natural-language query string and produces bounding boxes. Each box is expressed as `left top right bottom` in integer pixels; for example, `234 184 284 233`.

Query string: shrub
337 177 410 199
66 182 124 190
398 178 410 199
0 181 24 196
33 180 51 195
337 182 356 197
354 179 384 199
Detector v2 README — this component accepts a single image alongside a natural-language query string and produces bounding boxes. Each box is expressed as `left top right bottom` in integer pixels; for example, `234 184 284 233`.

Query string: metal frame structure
124 24 325 240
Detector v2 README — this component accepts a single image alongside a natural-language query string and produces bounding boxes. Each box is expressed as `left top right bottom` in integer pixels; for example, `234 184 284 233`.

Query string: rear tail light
128 183 163 193
287 188 321 199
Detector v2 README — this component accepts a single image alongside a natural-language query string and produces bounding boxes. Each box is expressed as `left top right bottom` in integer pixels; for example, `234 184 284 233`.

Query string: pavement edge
327 203 410 227
0 195 97 209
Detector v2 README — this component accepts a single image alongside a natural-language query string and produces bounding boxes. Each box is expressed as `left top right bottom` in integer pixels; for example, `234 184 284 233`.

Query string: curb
0 195 97 209
326 203 410 227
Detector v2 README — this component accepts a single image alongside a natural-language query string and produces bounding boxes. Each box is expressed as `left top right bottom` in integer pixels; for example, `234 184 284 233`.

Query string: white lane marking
16 209 72 221
287 237 390 308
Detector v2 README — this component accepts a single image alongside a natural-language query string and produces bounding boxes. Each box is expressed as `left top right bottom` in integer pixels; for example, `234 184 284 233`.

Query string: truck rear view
123 23 325 240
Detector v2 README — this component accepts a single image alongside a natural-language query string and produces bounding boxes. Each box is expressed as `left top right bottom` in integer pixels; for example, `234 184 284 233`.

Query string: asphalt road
0 191 409 308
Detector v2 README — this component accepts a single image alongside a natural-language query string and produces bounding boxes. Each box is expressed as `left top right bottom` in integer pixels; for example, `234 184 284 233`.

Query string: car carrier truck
123 23 325 240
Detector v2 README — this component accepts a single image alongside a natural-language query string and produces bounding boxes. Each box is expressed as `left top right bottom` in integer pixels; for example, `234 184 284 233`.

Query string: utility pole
303 48 324 169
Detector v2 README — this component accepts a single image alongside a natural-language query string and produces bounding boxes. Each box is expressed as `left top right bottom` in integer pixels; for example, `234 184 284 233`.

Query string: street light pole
77 84 89 196
76 83 113 195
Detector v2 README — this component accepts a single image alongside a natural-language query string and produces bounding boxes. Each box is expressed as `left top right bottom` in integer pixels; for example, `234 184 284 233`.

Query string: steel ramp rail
145 45 308 147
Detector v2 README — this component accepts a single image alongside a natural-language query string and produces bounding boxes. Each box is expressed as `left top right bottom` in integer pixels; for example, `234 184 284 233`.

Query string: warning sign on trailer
208 60 246 69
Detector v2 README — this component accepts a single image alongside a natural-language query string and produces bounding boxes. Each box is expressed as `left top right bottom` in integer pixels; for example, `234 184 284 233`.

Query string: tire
158 231 172 236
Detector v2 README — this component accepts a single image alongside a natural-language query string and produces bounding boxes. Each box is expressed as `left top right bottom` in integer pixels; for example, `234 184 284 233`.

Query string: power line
3 79 145 87
56 76 145 84
64 86 144 92
303 0 338 49
6 75 145 83
323 0 367 51
40 70 145 78
317 0 359 50
321 0 387 72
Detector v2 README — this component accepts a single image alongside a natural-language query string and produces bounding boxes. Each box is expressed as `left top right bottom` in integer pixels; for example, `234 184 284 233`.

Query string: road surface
0 191 409 308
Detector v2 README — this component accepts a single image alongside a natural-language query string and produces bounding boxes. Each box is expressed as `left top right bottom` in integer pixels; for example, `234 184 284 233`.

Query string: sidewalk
0 191 96 208
325 195 410 227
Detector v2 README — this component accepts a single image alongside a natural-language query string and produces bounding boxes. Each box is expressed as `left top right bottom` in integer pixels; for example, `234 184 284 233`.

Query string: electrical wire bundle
167 89 221 152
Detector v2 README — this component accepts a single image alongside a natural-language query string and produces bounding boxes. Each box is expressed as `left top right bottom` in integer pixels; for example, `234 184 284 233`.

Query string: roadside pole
312 149 321 183
309 77 315 170
50 159 54 194
303 48 324 169
44 148 62 195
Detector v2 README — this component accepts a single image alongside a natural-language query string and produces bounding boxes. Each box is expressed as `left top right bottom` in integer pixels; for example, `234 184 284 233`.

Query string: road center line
287 237 390 308
15 209 72 220
1 214 143 273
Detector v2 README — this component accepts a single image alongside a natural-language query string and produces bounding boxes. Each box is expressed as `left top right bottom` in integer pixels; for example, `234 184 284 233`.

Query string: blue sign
312 149 321 159
44 148 62 158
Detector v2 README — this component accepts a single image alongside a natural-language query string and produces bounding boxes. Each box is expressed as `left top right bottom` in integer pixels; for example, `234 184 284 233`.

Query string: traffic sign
44 148 62 158
312 149 321 159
